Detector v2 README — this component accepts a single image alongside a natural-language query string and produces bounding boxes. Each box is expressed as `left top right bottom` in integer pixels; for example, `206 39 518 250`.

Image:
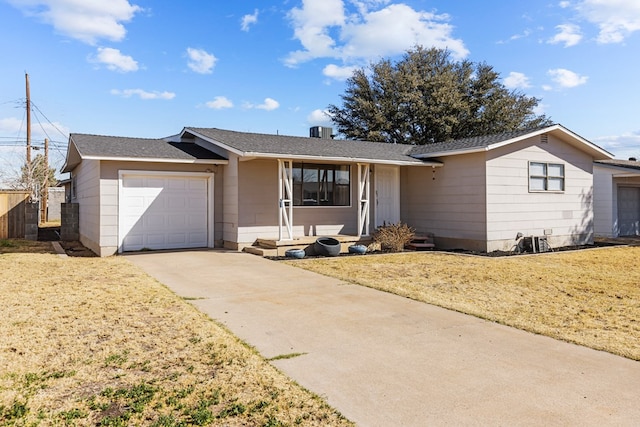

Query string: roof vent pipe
310 126 334 139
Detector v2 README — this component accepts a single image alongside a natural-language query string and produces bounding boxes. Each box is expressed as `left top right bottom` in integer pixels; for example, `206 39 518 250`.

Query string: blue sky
1 0 640 180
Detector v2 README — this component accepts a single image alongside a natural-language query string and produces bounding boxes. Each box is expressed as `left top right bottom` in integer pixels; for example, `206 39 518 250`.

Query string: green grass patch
267 352 308 361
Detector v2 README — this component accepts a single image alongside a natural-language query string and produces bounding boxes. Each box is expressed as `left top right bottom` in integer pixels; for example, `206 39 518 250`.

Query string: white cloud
285 1 468 69
548 23 583 47
241 9 259 31
575 0 640 43
7 0 142 45
532 102 547 117
592 132 640 159
110 89 175 100
323 64 357 80
503 72 531 89
91 47 138 72
257 98 280 111
206 96 234 109
186 48 217 74
548 68 588 88
307 109 333 126
341 4 468 60
245 98 280 111
286 0 346 65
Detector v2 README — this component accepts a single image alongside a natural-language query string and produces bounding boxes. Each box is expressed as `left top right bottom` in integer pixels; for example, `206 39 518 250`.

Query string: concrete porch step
243 246 278 257
406 233 436 251
247 235 374 257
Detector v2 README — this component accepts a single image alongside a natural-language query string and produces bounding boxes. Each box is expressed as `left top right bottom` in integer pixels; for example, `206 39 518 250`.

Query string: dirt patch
37 225 60 242
59 240 97 257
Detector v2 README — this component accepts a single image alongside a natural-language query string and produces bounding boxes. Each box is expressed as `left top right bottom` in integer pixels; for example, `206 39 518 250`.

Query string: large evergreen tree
328 46 552 144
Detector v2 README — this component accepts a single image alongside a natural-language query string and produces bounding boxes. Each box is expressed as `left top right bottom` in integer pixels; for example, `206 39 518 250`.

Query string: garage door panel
123 177 144 188
167 196 187 209
120 174 210 252
188 232 208 245
167 179 187 190
145 214 166 228
146 178 165 187
618 187 640 236
167 234 186 245
189 179 207 190
168 215 187 227
123 234 144 248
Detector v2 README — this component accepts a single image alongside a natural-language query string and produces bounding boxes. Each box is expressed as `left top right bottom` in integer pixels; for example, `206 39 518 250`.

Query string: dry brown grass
0 239 55 254
288 247 640 361
0 243 352 426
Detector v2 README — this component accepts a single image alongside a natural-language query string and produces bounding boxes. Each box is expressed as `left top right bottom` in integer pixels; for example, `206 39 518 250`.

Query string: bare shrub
373 222 415 252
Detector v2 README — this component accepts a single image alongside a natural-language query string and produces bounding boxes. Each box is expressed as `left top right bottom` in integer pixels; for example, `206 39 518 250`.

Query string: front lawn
287 247 640 360
0 243 352 426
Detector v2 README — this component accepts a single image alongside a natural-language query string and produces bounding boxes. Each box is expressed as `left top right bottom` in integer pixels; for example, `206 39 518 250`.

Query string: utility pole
25 72 31 166
40 138 49 224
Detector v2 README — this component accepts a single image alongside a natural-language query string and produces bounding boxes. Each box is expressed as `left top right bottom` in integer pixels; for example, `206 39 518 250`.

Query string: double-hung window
292 163 350 206
529 162 564 192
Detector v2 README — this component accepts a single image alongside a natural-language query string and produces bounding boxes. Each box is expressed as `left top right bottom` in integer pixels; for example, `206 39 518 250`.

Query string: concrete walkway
126 250 640 426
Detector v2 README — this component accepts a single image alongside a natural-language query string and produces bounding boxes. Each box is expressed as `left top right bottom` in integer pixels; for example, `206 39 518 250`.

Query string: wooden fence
0 191 30 239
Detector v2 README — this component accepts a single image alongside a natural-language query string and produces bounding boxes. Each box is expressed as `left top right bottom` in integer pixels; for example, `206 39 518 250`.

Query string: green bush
373 222 415 252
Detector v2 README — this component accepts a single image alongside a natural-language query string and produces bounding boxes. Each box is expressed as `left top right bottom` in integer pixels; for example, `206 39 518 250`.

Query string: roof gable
62 133 227 172
410 124 613 160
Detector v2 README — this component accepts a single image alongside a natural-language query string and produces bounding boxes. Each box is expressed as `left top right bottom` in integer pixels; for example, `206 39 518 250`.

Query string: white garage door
119 173 210 252
618 186 640 236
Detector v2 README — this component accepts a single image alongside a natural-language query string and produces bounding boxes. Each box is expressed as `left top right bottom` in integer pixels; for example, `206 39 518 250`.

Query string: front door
375 165 400 227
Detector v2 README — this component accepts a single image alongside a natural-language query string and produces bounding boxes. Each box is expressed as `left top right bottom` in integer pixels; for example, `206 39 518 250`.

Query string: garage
119 172 213 252
617 186 640 236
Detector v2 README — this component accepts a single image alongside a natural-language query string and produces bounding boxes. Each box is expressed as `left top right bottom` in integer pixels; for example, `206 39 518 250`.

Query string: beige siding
401 153 487 250
236 159 361 244
73 159 102 255
593 165 615 237
223 155 239 247
485 135 594 251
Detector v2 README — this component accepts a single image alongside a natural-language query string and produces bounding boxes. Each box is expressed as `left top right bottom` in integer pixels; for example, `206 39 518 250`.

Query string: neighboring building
46 187 65 222
62 124 613 256
594 159 640 237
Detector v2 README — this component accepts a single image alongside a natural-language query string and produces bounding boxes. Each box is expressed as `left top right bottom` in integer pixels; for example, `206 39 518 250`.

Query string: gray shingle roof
408 126 552 156
595 159 640 171
184 127 433 164
70 133 226 160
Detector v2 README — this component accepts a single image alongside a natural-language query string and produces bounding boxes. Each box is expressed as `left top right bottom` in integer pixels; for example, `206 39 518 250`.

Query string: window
529 162 564 192
292 163 350 206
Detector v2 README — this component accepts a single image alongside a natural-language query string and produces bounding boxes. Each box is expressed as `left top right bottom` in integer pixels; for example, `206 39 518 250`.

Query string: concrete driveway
126 250 640 426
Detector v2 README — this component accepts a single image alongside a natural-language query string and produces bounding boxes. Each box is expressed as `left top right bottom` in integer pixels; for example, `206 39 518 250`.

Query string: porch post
357 163 370 237
278 159 294 240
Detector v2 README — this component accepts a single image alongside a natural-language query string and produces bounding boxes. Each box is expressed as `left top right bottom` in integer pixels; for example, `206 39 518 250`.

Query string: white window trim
529 161 565 193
